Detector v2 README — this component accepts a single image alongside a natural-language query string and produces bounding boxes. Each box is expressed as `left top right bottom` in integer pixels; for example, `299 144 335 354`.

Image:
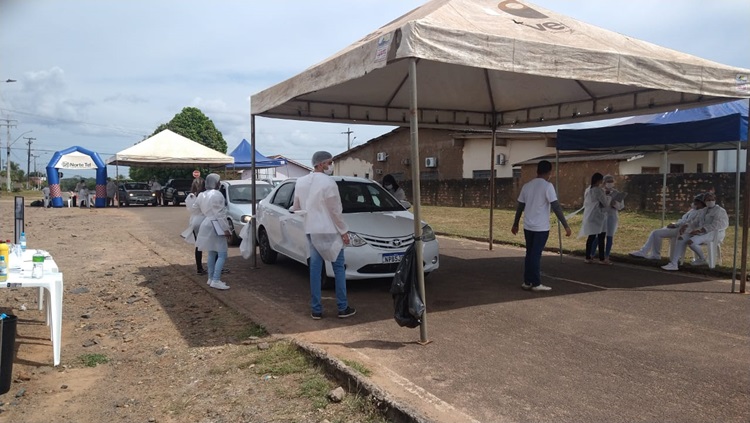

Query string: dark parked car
163 178 192 206
118 182 157 206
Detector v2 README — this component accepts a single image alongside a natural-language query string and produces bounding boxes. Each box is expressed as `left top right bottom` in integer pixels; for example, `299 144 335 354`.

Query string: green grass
421 206 741 268
79 353 109 367
299 373 331 409
237 323 268 339
252 342 311 376
342 359 372 377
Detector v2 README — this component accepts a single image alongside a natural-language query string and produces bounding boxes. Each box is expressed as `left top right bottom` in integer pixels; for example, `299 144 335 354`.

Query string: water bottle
0 256 7 282
19 232 27 252
31 250 44 279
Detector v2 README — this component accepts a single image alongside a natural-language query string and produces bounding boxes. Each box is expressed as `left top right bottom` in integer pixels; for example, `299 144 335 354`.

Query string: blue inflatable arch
46 146 108 208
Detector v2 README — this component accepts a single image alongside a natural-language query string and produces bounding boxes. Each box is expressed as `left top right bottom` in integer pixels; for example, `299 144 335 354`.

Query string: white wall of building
336 157 373 179
240 160 312 181
715 149 747 172
462 138 555 178
618 151 713 174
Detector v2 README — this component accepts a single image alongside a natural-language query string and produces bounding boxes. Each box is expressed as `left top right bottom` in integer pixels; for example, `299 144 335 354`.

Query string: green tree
129 107 227 182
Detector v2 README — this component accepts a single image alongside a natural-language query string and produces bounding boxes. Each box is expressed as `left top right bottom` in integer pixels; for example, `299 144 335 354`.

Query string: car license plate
382 253 404 264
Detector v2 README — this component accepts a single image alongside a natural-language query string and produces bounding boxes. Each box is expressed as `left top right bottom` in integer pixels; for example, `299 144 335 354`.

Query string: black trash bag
390 242 424 328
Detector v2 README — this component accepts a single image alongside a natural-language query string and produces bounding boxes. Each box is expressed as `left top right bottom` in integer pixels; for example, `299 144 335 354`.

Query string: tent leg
251 115 258 270
732 141 741 292
661 151 668 227
116 161 120 208
408 58 429 345
489 128 496 250
556 149 563 262
740 99 750 293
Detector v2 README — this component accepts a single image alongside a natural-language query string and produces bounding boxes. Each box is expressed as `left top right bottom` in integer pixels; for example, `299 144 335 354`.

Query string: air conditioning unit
376 152 388 162
496 153 507 165
401 158 410 166
375 169 383 175
425 157 438 168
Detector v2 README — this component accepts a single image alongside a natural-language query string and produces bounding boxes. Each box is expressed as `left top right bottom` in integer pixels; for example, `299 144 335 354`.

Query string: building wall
400 172 744 215
618 151 713 174
334 128 464 182
462 138 555 178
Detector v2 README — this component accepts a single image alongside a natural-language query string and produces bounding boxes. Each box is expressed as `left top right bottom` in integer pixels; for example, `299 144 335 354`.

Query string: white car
220 180 274 245
256 176 439 286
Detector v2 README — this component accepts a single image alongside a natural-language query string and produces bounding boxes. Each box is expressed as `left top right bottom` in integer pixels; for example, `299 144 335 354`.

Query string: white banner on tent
55 151 97 169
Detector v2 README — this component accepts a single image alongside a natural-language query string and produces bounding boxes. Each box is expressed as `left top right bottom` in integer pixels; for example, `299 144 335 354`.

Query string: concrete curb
291 337 432 423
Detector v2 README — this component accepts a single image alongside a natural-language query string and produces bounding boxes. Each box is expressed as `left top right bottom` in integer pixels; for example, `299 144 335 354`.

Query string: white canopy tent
250 0 750 342
106 129 235 168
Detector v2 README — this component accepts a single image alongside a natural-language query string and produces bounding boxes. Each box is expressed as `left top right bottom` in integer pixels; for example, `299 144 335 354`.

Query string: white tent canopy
252 0 750 129
107 129 234 168
250 0 750 340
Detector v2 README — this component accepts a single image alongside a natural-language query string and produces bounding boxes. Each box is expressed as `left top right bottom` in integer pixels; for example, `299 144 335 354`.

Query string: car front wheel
227 219 241 246
258 227 277 264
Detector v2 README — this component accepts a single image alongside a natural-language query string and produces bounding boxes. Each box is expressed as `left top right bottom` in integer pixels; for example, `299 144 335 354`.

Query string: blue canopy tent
227 139 285 169
556 99 749 291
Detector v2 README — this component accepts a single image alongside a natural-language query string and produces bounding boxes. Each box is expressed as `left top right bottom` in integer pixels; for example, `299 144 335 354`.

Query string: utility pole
24 136 35 189
341 127 354 150
31 153 40 189
0 118 18 191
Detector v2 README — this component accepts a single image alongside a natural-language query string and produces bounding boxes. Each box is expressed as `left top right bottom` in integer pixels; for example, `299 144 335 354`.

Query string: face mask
385 184 393 190
705 201 716 208
605 183 614 189
691 204 697 210
323 165 333 176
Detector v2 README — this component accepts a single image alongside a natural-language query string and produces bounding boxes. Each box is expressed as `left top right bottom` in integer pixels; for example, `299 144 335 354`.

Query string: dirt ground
0 198 388 423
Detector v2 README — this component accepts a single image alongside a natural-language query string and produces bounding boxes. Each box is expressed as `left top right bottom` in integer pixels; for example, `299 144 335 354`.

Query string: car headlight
347 232 367 247
421 224 436 242
241 215 253 223
129 193 133 197
151 193 156 197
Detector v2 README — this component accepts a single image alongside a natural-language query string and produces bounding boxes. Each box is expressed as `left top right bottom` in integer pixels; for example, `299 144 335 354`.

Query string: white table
2 250 63 366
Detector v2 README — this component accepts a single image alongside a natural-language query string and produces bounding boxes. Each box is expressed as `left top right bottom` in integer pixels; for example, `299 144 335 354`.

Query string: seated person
629 193 705 259
662 192 729 271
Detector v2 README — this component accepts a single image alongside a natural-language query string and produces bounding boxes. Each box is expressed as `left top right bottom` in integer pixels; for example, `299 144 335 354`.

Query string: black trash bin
0 314 18 395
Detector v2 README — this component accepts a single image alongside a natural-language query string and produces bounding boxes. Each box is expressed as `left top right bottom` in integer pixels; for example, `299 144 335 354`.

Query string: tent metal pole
661 151 668 227
116 157 120 208
740 98 750 293
409 58 429 344
732 140 741 292
251 115 258 269
489 127 496 250
556 148 563 262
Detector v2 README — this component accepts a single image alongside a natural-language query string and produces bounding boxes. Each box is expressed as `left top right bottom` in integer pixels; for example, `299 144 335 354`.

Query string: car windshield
228 184 274 203
124 183 149 190
337 180 405 213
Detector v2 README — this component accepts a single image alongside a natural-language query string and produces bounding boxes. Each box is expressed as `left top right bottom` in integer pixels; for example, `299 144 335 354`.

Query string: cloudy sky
1 0 748 179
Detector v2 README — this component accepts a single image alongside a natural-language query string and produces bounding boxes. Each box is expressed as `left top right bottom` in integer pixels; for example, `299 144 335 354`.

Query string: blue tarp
557 100 748 151
227 139 285 169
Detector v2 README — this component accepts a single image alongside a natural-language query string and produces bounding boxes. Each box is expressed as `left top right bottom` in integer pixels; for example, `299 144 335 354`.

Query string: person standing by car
191 170 205 196
195 173 231 290
382 174 406 202
149 178 163 206
511 160 572 292
290 151 356 319
106 178 117 207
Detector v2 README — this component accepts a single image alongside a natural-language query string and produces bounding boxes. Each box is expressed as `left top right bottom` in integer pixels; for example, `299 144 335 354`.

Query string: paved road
128 205 750 423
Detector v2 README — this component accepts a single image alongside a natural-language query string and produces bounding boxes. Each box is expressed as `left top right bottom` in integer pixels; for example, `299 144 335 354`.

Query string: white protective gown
291 172 349 261
603 189 625 236
578 186 610 238
194 189 230 253
181 193 205 244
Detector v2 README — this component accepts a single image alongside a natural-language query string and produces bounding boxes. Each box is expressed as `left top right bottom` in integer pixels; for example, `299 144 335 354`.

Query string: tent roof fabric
227 139 285 169
251 0 750 130
515 151 647 166
557 100 749 151
107 129 234 167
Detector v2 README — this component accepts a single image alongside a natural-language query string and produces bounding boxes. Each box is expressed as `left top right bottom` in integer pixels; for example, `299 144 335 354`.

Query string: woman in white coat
194 173 232 290
601 174 625 264
579 172 610 264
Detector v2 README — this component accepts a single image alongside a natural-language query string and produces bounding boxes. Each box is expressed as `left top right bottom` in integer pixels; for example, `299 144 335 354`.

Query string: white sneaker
531 284 552 292
661 263 679 271
209 280 230 290
691 258 707 266
207 278 212 285
629 251 648 259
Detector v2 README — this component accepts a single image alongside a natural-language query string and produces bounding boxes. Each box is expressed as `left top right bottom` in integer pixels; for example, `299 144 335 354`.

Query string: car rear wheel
258 227 277 264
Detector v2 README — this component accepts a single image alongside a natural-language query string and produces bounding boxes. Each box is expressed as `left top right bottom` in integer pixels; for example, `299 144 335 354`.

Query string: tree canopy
129 107 227 182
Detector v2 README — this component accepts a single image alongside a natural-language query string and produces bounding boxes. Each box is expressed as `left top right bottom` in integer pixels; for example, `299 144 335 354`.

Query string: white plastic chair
670 229 725 268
